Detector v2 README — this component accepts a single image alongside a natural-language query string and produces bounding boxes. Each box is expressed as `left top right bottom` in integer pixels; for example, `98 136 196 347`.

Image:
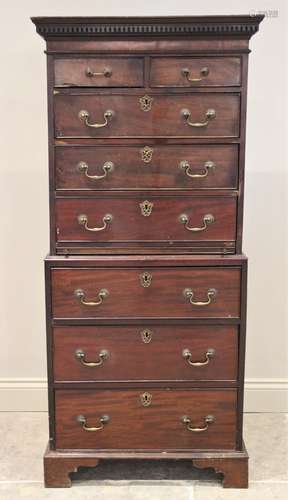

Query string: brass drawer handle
183 288 216 307
181 66 209 83
182 348 215 366
85 67 112 78
76 414 110 432
179 213 215 232
78 213 113 232
181 108 216 128
77 161 114 180
179 160 215 179
181 415 215 432
74 288 109 307
78 109 114 129
75 349 109 367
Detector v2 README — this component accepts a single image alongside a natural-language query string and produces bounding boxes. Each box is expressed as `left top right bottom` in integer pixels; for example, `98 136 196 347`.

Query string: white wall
0 0 287 411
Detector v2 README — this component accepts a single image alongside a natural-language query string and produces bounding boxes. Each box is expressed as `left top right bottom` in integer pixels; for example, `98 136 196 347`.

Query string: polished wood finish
55 195 237 246
55 389 237 450
53 325 238 382
32 15 263 41
44 444 248 488
54 94 240 139
32 15 263 488
55 57 144 87
55 144 238 191
150 57 241 87
51 266 241 319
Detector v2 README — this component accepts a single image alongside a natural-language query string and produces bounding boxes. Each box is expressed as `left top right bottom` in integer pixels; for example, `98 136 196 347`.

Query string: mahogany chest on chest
32 15 263 488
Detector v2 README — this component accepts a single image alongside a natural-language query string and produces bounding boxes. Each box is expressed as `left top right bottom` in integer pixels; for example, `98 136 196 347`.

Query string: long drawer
55 196 237 244
55 144 238 191
55 389 237 450
51 267 241 319
53 325 238 382
54 94 240 138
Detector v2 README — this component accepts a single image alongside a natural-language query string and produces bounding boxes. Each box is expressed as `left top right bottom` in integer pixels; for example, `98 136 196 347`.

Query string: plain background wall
0 0 287 411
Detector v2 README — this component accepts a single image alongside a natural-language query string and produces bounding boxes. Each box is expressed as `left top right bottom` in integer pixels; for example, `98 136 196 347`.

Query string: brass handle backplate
181 415 215 432
77 161 114 180
179 160 215 179
76 414 110 432
75 349 109 367
78 109 114 129
78 213 113 232
181 108 216 128
85 67 112 78
181 66 209 83
74 288 109 307
182 348 216 366
183 288 216 307
179 213 215 232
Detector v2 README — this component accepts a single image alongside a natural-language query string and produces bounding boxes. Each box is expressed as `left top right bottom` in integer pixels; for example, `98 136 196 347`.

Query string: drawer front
53 325 238 382
55 196 237 244
55 389 237 450
54 57 144 87
55 145 238 190
51 267 241 319
150 57 241 87
54 94 240 138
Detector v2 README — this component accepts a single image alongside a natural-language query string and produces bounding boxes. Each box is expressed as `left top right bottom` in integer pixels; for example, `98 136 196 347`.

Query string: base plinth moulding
43 442 248 488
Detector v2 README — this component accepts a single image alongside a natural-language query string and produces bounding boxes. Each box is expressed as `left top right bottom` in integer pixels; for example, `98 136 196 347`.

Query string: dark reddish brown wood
46 253 247 267
55 57 144 87
46 38 251 54
44 443 248 488
193 455 248 488
150 57 241 87
236 53 249 254
51 266 241 319
53 324 238 382
236 257 248 449
31 15 264 43
55 144 238 191
44 446 99 487
55 389 237 450
54 94 240 139
31 14 264 489
55 195 237 244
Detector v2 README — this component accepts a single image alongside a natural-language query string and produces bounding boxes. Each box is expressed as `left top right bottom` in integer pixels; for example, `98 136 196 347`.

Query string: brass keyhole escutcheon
139 200 153 217
140 272 152 288
140 146 154 163
140 329 153 343
139 94 153 112
140 392 152 407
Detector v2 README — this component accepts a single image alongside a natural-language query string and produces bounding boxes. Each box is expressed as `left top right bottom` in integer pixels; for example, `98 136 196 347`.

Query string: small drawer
55 144 238 191
150 57 241 87
51 266 241 319
54 57 144 87
55 195 237 247
54 94 240 138
53 325 238 382
55 389 237 450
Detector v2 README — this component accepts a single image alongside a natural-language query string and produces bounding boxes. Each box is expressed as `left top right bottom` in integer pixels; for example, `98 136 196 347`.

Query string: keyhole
140 272 152 287
141 329 153 343
140 392 152 406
